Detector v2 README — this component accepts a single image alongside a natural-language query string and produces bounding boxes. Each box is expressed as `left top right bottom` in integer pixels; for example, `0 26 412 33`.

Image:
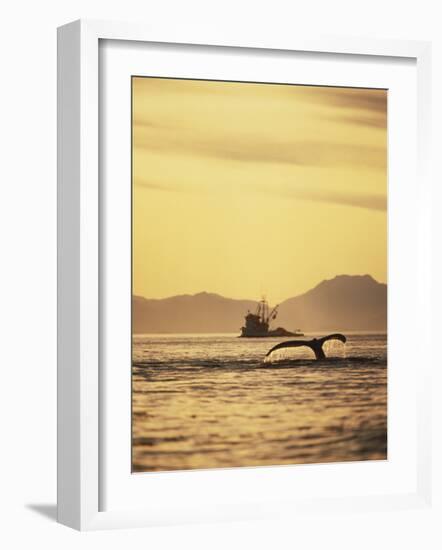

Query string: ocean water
132 333 387 472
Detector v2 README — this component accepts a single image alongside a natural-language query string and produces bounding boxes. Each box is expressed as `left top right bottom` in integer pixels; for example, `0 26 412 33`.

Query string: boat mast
256 297 278 326
260 297 267 324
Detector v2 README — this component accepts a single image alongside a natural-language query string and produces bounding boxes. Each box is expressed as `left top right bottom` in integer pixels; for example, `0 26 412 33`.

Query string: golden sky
132 77 387 303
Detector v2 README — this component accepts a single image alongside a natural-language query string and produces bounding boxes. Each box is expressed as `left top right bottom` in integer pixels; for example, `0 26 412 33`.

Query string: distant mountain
277 274 387 331
133 275 387 334
133 292 257 334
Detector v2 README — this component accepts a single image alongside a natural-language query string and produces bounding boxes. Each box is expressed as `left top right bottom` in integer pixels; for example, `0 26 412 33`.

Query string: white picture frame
57 19 432 531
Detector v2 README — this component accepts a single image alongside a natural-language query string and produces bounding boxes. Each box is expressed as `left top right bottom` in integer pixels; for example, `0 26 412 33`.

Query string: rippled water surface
132 333 387 472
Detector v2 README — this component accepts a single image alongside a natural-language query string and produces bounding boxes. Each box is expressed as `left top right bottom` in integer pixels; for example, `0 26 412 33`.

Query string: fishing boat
240 298 304 338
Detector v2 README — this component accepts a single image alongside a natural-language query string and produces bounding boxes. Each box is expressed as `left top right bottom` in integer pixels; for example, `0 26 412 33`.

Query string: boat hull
240 328 304 338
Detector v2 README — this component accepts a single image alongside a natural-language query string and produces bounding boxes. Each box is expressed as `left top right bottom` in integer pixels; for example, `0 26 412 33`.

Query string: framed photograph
57 20 432 530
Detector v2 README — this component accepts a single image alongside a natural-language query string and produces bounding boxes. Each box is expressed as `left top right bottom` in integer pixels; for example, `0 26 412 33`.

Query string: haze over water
132 332 387 472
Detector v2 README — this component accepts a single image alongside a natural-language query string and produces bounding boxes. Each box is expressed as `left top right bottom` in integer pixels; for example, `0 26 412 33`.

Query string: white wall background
0 1 440 548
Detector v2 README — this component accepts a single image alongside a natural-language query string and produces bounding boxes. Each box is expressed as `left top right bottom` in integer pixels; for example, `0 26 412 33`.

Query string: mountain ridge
133 274 387 333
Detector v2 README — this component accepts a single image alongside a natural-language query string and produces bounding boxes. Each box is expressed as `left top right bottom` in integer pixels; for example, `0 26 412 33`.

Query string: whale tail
265 333 347 361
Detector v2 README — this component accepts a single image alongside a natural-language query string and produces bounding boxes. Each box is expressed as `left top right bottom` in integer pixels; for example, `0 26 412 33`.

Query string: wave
133 356 385 374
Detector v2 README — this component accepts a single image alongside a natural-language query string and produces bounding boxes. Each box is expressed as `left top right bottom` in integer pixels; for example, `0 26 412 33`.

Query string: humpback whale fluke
265 333 347 361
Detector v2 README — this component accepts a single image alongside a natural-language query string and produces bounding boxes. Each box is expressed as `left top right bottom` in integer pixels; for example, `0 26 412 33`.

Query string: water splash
322 339 346 359
264 346 315 363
